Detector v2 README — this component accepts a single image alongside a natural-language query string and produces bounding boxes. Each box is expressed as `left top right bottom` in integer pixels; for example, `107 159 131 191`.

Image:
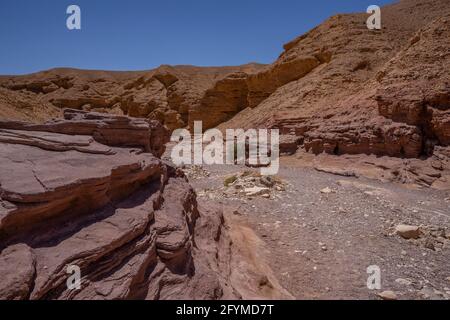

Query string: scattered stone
424 237 436 251
395 278 412 286
0 244 36 300
418 287 445 300
433 289 444 297
260 176 275 188
183 165 211 179
395 225 421 239
244 186 270 197
418 288 432 299
320 187 333 194
378 291 398 300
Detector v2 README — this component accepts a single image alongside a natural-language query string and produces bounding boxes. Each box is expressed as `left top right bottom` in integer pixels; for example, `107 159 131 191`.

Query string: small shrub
224 175 237 187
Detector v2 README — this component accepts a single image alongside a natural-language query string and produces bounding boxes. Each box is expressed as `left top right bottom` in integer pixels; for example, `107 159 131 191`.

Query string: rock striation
0 65 264 131
0 110 284 300
217 0 450 188
1 0 449 189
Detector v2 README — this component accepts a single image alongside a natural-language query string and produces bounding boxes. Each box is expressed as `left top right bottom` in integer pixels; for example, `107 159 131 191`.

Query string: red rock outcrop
0 109 169 156
0 64 264 131
376 14 450 148
1 0 449 190
215 0 450 188
0 111 292 300
189 72 250 130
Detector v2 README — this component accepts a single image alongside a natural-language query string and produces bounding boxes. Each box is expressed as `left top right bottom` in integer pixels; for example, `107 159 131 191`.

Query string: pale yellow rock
378 291 398 300
245 186 270 197
320 187 333 194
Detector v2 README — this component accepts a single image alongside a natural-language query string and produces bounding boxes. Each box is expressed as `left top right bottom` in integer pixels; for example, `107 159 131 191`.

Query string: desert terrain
0 0 449 300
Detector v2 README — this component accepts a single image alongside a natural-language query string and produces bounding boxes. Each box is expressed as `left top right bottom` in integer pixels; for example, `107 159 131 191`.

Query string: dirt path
164 150 450 300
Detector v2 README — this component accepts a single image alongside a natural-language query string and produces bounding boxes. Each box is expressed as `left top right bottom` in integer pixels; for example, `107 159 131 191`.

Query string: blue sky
0 0 394 75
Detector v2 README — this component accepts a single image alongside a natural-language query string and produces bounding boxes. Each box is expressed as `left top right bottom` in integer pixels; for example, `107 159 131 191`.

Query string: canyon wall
1 0 449 188
0 110 291 300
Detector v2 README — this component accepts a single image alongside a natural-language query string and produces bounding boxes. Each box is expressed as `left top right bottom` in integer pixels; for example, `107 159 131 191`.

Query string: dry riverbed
167 156 450 300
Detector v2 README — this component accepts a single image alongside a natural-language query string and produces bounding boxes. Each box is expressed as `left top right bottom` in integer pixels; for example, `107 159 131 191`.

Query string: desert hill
0 63 264 129
1 0 450 301
0 0 449 189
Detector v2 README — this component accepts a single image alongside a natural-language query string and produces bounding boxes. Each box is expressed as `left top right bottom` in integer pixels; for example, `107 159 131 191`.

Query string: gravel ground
176 160 450 300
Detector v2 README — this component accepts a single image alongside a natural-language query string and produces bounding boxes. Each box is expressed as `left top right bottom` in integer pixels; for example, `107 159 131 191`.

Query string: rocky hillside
0 0 449 189
1 0 449 301
0 64 263 130
217 0 450 188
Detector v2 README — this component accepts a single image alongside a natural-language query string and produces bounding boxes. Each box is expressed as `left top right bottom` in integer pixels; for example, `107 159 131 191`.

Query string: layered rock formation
216 0 450 188
1 0 449 190
0 110 292 300
0 64 263 131
220 0 450 150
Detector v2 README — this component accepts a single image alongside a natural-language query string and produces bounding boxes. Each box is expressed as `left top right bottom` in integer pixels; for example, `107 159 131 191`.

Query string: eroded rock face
0 64 265 132
0 244 36 300
0 109 169 157
216 0 450 188
0 111 230 300
189 72 250 130
220 1 450 157
1 0 449 191
376 15 450 149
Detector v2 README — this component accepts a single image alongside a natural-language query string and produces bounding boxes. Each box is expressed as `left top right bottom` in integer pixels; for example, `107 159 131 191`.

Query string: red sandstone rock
216 0 450 188
0 244 36 300
0 109 169 156
0 111 291 300
0 64 264 131
0 113 224 300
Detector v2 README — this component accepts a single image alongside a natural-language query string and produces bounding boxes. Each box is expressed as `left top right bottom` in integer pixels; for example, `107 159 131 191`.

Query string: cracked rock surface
0 111 290 300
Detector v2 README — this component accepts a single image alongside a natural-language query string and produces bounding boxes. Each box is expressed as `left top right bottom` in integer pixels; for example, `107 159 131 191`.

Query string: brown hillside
0 64 264 129
1 0 449 188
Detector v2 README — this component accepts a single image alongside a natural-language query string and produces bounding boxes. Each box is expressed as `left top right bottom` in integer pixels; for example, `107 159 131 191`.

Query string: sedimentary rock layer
0 64 264 131
1 0 449 189
0 111 292 300
0 112 226 300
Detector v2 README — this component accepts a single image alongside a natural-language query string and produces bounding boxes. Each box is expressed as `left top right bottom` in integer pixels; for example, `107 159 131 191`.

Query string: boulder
395 225 421 240
0 244 36 300
378 291 398 300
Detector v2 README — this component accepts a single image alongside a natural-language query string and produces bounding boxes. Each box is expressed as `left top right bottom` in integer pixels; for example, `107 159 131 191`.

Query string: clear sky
0 0 395 75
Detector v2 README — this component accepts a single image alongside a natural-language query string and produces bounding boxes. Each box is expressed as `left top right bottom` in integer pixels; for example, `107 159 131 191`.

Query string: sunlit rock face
0 110 233 300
